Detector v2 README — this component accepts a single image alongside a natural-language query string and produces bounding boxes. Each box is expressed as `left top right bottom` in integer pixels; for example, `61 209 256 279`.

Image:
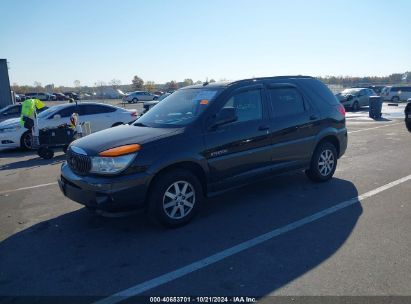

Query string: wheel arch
147 160 208 199
316 134 340 157
314 128 341 157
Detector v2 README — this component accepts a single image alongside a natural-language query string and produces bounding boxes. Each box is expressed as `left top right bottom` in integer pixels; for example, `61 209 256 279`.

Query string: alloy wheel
318 149 335 176
163 181 195 220
23 133 32 149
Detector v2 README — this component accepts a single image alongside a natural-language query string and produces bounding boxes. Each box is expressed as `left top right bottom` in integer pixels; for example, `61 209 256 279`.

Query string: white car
122 91 158 103
0 102 137 150
381 86 411 102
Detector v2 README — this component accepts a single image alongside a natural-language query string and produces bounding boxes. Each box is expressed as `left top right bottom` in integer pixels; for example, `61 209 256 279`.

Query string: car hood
70 124 182 155
0 118 20 128
336 93 355 101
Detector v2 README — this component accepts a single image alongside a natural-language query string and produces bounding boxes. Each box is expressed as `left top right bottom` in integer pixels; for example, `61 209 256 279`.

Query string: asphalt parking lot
0 110 410 302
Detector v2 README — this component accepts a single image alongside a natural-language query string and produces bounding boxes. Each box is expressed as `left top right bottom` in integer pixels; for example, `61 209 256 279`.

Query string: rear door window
268 87 306 117
55 106 75 118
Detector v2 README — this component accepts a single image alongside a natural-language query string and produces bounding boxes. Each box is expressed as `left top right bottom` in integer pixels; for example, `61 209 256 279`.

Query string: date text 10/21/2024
149 296 257 303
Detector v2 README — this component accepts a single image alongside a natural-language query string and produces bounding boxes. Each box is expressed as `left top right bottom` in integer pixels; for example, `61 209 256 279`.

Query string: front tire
352 101 360 112
306 142 338 182
148 169 203 227
132 98 139 103
20 131 32 150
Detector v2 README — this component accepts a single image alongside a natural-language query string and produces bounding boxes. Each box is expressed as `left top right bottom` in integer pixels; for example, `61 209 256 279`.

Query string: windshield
135 88 221 127
0 105 13 114
158 93 171 101
37 105 65 119
341 88 361 95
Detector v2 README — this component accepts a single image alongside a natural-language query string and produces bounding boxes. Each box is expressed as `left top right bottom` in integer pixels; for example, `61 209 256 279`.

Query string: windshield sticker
194 90 217 101
200 99 209 105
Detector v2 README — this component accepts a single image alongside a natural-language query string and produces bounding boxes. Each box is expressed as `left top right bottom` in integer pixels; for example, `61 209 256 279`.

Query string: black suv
405 100 411 132
59 76 347 227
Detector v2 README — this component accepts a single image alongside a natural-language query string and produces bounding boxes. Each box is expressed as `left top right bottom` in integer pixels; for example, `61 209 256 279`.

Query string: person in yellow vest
20 98 46 129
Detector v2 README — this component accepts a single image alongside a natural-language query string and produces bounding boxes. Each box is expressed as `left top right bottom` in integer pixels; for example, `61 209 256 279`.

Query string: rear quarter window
80 104 116 115
296 79 340 106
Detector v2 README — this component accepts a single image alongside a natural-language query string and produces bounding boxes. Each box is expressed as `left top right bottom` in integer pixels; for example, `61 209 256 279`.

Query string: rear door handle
258 125 270 131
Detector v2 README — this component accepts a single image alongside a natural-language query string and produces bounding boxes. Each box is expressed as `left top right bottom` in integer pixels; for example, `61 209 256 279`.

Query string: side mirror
210 107 237 129
53 114 61 120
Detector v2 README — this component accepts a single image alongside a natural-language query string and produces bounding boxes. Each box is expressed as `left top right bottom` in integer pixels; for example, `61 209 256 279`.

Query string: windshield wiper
133 122 148 127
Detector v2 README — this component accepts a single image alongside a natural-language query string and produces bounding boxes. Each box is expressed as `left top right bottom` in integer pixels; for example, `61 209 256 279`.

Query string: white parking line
348 122 403 134
0 182 57 195
95 174 411 304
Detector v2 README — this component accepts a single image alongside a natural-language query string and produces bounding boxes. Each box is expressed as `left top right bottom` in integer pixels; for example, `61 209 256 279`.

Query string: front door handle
258 125 270 131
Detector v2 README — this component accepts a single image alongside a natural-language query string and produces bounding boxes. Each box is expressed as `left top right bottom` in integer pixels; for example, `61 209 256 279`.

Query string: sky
1 0 410 87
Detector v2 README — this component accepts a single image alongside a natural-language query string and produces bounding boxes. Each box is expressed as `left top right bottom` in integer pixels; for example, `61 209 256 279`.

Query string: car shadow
0 149 33 159
371 117 391 122
0 173 361 299
0 154 66 171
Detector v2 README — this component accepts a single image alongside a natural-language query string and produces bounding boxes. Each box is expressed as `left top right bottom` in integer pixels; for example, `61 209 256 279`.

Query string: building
0 59 13 108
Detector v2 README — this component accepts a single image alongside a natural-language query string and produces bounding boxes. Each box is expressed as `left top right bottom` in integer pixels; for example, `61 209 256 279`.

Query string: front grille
67 149 91 175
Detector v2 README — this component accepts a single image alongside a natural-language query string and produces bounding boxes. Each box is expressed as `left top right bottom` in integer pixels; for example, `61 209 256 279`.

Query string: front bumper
0 133 20 150
337 128 348 158
59 162 150 211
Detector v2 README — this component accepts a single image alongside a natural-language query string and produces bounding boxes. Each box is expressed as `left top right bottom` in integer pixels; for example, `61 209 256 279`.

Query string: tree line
317 72 411 87
11 76 217 94
11 72 411 95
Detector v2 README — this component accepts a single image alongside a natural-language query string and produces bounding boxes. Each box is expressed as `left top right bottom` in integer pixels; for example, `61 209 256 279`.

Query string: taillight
131 111 138 117
337 104 346 117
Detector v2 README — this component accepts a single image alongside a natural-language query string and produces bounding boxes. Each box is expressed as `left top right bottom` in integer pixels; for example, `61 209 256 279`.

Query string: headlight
89 144 141 175
90 153 136 175
0 125 21 133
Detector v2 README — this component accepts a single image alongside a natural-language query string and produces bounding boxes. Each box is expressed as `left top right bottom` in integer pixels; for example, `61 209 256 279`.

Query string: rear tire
148 169 203 228
306 141 337 182
37 147 54 159
132 98 139 103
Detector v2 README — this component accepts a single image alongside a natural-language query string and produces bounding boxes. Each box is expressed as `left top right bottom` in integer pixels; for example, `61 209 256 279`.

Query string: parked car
367 85 385 95
123 91 158 103
63 92 80 100
25 92 56 101
336 88 376 111
0 104 48 123
405 99 411 132
142 92 172 112
59 76 347 227
381 86 411 102
0 103 137 150
54 93 70 101
15 94 28 103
